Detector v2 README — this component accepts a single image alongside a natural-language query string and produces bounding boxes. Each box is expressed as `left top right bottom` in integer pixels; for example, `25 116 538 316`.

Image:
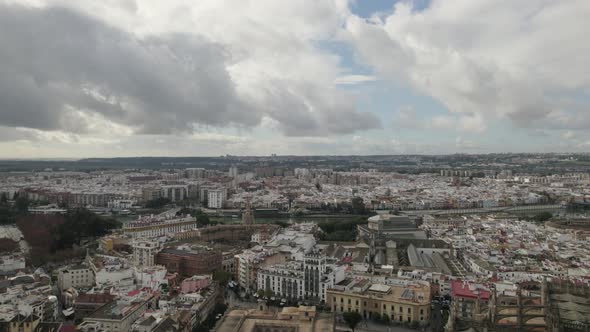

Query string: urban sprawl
0 154 589 332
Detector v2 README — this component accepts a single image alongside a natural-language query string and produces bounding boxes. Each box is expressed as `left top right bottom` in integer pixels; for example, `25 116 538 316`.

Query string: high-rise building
185 168 206 179
160 185 188 202
208 189 227 209
228 166 238 178
141 187 162 202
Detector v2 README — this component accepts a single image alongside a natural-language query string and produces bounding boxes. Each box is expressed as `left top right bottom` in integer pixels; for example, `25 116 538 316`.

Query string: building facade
123 216 196 239
327 281 430 324
257 253 345 302
207 189 227 209
132 240 160 267
57 266 95 291
155 249 221 277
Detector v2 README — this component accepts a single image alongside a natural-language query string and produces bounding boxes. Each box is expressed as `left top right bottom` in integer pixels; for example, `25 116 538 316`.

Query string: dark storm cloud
0 4 255 134
0 4 381 137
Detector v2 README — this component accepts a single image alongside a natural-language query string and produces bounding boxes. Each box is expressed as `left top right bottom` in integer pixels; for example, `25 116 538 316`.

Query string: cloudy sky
1 0 589 157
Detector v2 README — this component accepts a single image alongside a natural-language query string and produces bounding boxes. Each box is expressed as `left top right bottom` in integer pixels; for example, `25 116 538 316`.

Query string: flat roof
368 284 391 293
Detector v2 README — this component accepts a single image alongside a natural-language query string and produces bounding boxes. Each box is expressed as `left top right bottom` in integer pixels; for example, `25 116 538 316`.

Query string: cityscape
1 0 589 332
0 155 589 331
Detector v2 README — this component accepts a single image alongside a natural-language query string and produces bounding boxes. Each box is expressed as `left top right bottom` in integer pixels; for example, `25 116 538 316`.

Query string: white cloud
561 131 576 140
334 74 377 85
430 116 454 130
345 0 590 132
455 136 480 150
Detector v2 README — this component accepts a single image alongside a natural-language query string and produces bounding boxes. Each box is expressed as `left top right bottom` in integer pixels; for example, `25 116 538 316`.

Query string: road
430 303 444 332
225 289 260 310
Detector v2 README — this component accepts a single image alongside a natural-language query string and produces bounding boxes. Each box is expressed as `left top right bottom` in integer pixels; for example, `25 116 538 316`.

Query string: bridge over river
402 204 564 216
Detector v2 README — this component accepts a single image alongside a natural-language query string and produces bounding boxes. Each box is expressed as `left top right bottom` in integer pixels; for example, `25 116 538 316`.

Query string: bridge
402 204 564 216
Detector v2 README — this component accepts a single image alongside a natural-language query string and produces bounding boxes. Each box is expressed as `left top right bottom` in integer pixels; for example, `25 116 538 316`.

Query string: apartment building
207 189 227 209
57 265 95 291
132 239 160 267
257 253 345 302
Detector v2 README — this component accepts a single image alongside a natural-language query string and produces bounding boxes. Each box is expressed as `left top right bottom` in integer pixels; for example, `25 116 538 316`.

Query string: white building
132 240 160 267
0 254 26 272
208 189 227 209
228 166 238 178
258 262 304 300
257 252 345 302
160 185 188 202
123 216 196 239
89 255 134 288
134 265 168 291
108 199 136 209
57 266 95 290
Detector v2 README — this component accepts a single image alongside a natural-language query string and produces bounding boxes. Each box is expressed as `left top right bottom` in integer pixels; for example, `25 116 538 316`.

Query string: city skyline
1 0 589 158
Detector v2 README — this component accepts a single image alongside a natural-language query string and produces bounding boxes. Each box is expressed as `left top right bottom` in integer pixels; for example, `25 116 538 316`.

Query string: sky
0 0 589 158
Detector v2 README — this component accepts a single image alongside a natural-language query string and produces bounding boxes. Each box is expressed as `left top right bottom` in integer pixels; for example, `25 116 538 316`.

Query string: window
420 309 424 315
348 299 351 304
391 305 395 311
374 303 378 308
408 308 411 314
356 300 359 305
399 307 403 312
340 298 343 303
383 304 386 310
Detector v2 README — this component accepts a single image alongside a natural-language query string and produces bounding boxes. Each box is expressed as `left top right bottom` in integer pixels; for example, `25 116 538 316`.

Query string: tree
351 197 366 215
178 208 213 226
213 269 232 287
533 212 552 223
54 208 121 250
144 197 171 209
15 196 30 215
264 289 274 298
342 312 362 332
194 209 213 226
286 192 297 210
